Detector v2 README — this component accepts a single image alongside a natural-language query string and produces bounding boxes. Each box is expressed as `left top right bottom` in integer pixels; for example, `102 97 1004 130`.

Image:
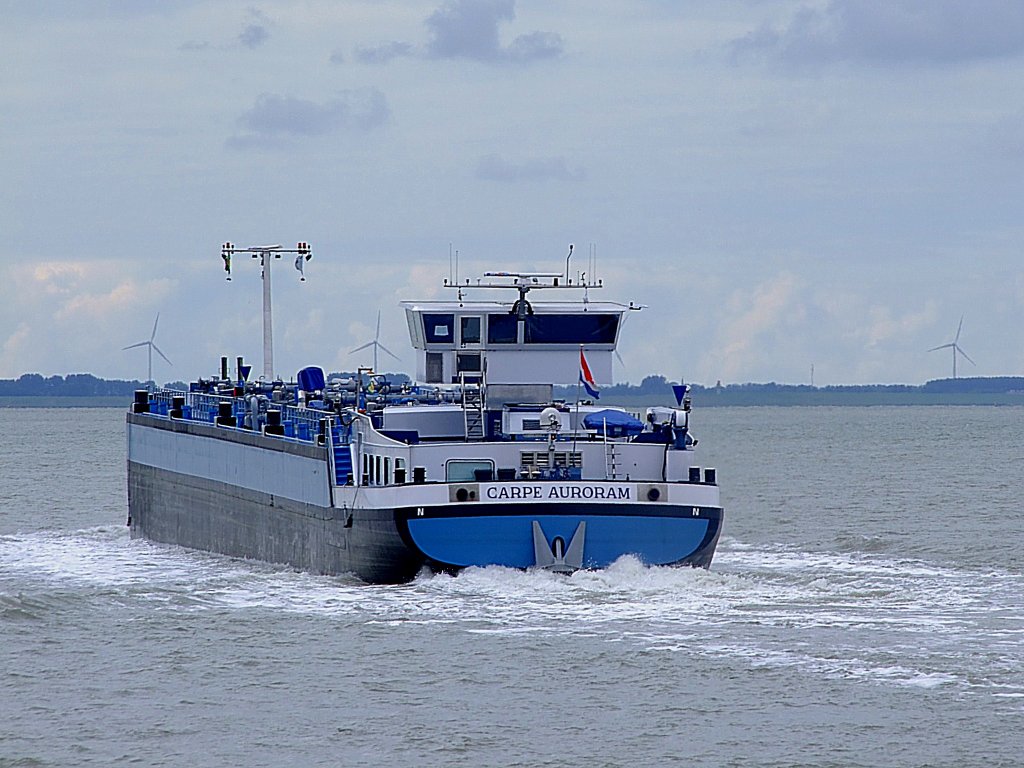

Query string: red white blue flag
579 348 600 399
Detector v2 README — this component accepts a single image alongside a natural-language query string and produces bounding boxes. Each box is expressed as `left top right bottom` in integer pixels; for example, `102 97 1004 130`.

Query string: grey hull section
128 462 423 583
126 413 422 583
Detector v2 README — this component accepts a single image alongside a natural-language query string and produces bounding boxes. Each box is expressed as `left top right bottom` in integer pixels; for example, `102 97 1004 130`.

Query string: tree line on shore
554 374 1024 398
3 372 1023 399
0 373 147 397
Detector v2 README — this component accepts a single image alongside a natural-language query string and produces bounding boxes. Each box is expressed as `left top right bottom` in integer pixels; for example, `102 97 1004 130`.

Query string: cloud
475 154 585 182
814 289 938 350
426 0 511 59
732 0 1024 66
179 8 270 52
1 323 32 370
355 41 414 64
505 31 562 62
701 273 802 381
238 23 268 49
0 260 177 378
228 90 390 146
329 50 345 64
425 0 563 63
29 262 89 297
345 1 563 67
239 8 270 49
861 303 938 350
58 279 174 322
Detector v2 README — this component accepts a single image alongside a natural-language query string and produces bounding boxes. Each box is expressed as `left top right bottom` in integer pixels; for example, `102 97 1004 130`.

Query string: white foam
897 672 959 689
3 528 1022 700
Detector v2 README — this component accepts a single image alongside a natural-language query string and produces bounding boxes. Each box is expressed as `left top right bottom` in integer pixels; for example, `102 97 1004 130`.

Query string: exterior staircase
604 440 620 480
461 375 485 441
331 427 353 485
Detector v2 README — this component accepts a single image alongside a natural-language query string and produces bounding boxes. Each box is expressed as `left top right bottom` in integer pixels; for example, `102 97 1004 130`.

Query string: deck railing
143 389 342 445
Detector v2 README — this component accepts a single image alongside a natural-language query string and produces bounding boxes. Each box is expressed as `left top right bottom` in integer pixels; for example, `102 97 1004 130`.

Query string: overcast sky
2 0 1023 386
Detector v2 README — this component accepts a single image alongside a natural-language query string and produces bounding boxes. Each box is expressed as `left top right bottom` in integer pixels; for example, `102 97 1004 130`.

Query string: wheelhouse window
405 309 424 347
524 314 619 344
423 313 454 344
487 313 518 344
460 316 481 345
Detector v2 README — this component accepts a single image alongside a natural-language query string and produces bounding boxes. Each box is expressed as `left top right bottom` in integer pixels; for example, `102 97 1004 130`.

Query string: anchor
532 520 586 574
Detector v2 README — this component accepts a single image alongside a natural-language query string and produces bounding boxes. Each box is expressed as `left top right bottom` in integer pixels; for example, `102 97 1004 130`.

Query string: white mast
221 241 312 381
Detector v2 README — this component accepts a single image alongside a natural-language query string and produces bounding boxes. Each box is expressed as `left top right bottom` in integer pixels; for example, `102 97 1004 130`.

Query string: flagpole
572 345 583 454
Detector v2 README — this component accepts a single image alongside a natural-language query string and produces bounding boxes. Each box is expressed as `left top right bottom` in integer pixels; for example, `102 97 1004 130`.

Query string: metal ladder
461 373 485 441
604 437 620 480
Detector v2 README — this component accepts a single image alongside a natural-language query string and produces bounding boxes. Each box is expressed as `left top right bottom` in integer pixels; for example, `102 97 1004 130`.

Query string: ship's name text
485 485 631 500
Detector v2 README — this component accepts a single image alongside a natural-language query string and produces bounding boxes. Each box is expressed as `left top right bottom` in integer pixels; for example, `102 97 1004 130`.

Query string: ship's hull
128 461 424 583
127 414 723 584
396 502 721 573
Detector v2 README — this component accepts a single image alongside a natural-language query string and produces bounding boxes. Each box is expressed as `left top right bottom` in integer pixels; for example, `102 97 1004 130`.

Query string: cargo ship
126 245 723 583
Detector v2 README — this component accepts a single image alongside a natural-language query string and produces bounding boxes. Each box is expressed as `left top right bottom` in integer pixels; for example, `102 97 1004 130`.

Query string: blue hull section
398 503 722 571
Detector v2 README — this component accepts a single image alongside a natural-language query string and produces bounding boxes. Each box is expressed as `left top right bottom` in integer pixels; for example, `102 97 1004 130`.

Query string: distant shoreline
0 396 130 408
3 393 1024 409
4 374 1024 408
602 392 1024 408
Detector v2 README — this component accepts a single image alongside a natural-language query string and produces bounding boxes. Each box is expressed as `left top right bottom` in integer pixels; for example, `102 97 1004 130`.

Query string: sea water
1 406 1022 767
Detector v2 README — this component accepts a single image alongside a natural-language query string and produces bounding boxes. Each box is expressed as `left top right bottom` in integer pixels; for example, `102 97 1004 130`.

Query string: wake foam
2 528 1021 699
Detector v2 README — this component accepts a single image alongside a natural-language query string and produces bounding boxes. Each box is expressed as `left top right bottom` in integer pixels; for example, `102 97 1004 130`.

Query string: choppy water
1 406 1022 767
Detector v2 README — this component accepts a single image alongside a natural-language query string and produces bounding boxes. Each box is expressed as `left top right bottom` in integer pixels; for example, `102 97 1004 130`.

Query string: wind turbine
349 310 400 372
123 313 172 390
928 315 975 379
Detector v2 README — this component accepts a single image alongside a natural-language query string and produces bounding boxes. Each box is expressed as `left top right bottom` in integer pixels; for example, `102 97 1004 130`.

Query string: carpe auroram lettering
484 485 632 500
